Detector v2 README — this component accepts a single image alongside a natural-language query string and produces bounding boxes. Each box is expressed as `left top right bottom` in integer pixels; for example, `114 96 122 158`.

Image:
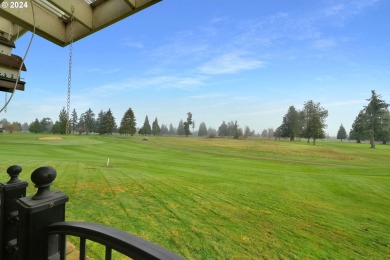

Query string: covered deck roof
0 0 160 47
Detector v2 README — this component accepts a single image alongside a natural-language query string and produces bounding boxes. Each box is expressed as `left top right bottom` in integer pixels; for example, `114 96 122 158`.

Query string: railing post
16 166 69 260
0 165 28 260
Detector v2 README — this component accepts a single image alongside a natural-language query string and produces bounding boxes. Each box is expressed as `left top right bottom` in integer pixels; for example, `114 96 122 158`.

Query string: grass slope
1 134 389 259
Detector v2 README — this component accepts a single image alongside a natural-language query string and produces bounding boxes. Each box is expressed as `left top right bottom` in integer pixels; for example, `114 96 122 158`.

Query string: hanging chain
66 6 75 135
4 93 7 113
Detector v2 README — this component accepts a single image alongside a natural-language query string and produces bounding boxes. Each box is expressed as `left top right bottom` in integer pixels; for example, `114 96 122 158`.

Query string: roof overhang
0 0 160 47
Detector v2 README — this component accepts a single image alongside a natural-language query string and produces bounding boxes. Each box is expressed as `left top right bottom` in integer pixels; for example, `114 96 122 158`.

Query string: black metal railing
0 165 184 260
48 221 183 260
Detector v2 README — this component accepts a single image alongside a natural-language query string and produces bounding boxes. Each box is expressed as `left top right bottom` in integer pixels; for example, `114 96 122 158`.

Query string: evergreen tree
278 106 301 141
349 110 366 143
99 109 116 135
82 108 95 134
261 129 268 138
218 121 228 136
160 124 169 135
183 112 193 136
192 120 196 135
207 127 217 137
40 117 53 133
198 122 208 136
152 117 161 136
76 116 86 134
177 119 185 135
337 124 347 141
168 123 176 135
29 118 42 133
52 107 69 134
119 108 136 136
363 90 389 148
71 109 78 134
267 128 274 139
274 126 283 140
244 126 251 137
377 110 390 144
22 122 29 132
140 116 152 135
96 110 105 134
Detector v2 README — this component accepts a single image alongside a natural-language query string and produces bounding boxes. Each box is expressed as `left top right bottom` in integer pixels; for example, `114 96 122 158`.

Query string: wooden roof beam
47 0 93 30
0 1 66 45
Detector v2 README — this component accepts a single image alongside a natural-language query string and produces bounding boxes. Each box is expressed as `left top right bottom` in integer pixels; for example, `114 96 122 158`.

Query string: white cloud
80 67 121 74
324 4 345 16
126 42 144 49
311 39 337 49
198 52 264 75
93 75 205 94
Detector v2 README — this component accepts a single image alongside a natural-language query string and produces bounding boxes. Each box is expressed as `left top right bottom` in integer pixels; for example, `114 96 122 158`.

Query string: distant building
0 123 3 133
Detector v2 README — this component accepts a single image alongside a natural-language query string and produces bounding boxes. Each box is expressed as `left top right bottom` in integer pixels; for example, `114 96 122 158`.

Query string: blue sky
3 0 390 136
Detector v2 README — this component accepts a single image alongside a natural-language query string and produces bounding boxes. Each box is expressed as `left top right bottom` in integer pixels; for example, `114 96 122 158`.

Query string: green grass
1 134 389 259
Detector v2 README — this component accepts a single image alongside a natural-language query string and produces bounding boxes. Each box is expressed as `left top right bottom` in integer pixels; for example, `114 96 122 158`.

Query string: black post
0 165 28 259
16 166 69 260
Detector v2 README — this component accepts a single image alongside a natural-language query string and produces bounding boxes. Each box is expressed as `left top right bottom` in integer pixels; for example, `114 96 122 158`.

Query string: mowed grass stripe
1 134 389 259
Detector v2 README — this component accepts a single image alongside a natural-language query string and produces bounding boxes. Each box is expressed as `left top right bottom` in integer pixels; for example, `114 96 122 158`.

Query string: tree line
1 90 388 147
274 100 328 145
274 91 389 147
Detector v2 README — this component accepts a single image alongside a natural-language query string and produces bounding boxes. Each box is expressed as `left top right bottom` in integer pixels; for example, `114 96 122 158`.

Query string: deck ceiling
0 0 160 47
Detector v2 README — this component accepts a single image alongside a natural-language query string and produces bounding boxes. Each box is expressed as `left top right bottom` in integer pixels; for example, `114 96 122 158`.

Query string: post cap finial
31 166 57 200
6 165 22 184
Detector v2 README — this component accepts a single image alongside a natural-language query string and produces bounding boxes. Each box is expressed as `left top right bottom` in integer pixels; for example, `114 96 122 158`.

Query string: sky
2 0 390 136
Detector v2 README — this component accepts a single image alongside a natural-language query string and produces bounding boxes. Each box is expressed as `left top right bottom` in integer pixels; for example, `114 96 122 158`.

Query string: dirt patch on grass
38 136 64 140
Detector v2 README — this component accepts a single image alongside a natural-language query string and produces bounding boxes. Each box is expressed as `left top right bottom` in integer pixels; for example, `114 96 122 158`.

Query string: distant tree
40 117 53 133
218 121 228 136
0 118 9 125
21 122 29 132
267 128 274 139
71 109 78 134
376 110 390 144
337 124 347 141
279 106 301 141
152 117 161 136
227 121 240 139
119 108 136 136
244 126 251 137
301 100 328 145
160 124 169 135
76 116 86 134
99 109 116 135
29 118 42 133
140 115 152 135
168 123 176 135
192 120 196 134
95 110 105 134
198 122 208 136
238 127 243 138
363 90 389 148
82 108 95 134
261 129 268 138
349 110 366 143
274 126 283 140
207 127 217 137
52 107 69 134
4 122 21 133
177 119 185 135
183 112 193 136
